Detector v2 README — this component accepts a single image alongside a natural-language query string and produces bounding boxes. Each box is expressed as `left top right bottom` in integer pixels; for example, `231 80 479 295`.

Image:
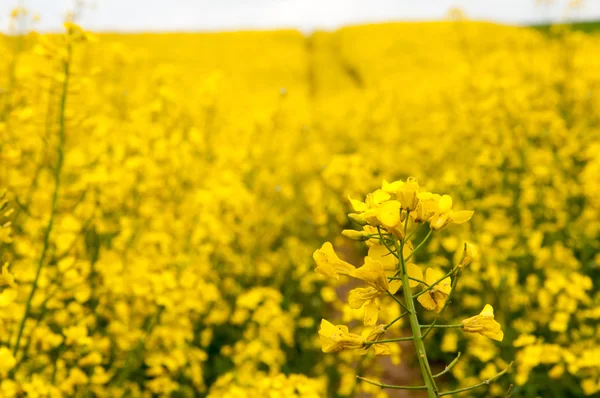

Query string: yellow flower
428 195 474 231
372 200 402 228
348 190 390 213
382 178 421 211
348 287 379 309
348 287 381 326
313 242 355 279
0 289 17 307
367 245 397 271
401 263 424 288
0 347 16 377
417 268 452 312
411 192 439 223
397 177 420 211
350 191 401 228
359 324 391 356
318 319 364 353
350 257 388 291
0 263 16 288
461 304 504 341
381 179 404 193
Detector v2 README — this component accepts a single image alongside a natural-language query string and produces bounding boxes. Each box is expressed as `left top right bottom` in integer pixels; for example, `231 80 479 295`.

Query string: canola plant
1 8 600 398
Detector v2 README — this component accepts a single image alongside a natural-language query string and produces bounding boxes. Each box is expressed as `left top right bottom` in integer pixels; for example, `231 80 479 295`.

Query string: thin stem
356 376 427 390
439 362 513 396
421 316 440 339
377 227 400 260
506 384 514 397
422 271 461 340
408 276 429 286
403 211 410 238
405 225 419 242
414 269 455 299
404 228 433 263
433 352 462 378
389 227 434 281
420 324 463 329
383 311 409 330
12 41 71 357
398 212 438 398
386 291 410 314
364 336 414 345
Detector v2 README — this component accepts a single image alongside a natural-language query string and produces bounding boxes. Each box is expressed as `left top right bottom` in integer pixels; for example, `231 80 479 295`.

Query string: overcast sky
2 0 599 33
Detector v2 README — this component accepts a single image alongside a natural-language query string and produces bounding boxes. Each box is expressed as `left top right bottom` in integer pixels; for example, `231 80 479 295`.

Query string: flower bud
342 229 369 241
348 213 368 226
458 242 476 269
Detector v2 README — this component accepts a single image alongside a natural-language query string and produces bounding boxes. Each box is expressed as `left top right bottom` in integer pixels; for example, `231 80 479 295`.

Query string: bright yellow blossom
313 242 355 279
359 325 391 356
428 195 474 231
461 304 504 341
0 263 16 288
349 257 388 291
0 348 16 377
318 319 364 353
417 268 452 312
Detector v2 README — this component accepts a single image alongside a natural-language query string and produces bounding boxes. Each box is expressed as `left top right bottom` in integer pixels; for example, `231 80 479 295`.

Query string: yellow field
1 14 600 398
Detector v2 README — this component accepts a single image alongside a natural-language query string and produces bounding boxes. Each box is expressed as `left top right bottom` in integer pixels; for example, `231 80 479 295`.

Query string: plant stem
439 362 513 396
408 276 429 285
404 227 433 262
423 270 462 340
389 227 433 281
399 213 438 398
364 337 414 345
433 352 462 378
383 311 409 330
386 291 410 313
356 376 427 390
414 269 455 298
420 324 463 329
12 41 71 357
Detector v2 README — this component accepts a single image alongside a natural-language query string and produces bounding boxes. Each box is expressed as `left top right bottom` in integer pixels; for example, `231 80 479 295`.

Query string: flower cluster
314 178 510 397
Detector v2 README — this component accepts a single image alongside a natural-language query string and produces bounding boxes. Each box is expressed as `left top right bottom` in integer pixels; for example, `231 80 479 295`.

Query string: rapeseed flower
462 304 504 341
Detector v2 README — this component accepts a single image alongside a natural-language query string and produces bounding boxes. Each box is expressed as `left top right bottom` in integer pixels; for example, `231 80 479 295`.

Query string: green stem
424 269 462 339
405 225 419 242
386 290 410 313
364 337 414 345
377 227 399 259
404 228 433 263
414 269 455 298
12 42 72 358
389 227 434 281
398 213 438 398
356 376 427 390
433 352 462 378
439 363 513 396
408 276 429 285
383 311 409 330
420 324 463 329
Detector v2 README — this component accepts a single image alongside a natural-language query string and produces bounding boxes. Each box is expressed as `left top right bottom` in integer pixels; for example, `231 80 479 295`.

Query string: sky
1 0 599 33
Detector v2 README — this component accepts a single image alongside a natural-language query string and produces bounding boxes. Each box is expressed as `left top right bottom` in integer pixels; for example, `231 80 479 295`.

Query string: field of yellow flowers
2 9 600 398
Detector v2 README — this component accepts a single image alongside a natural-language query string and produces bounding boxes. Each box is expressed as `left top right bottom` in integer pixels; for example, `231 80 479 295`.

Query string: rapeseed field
1 8 600 397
